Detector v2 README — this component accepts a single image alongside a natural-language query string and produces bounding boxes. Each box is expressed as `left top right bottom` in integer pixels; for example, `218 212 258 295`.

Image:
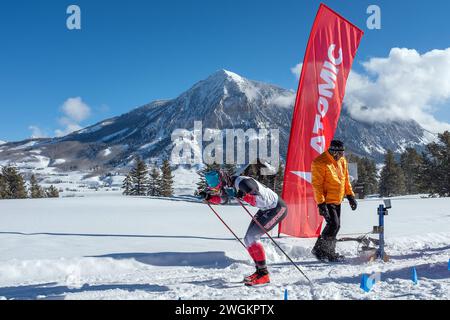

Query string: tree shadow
186 278 243 289
270 256 364 269
90 251 246 269
0 282 169 300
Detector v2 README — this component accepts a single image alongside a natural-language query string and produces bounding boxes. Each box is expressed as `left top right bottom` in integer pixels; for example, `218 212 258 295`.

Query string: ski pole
206 202 248 250
237 199 312 284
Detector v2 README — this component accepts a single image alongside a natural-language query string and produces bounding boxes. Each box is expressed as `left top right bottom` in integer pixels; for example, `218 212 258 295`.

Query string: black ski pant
244 198 288 247
321 204 341 240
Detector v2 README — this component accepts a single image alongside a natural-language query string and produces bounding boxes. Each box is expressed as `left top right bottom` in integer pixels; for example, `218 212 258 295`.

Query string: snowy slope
0 194 448 300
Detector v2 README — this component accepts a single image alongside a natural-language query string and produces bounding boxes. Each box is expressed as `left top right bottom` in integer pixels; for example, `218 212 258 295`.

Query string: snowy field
0 193 448 300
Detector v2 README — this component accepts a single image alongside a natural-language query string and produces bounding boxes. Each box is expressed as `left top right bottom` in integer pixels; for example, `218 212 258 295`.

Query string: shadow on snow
90 251 245 269
0 282 169 300
310 261 450 287
389 244 450 261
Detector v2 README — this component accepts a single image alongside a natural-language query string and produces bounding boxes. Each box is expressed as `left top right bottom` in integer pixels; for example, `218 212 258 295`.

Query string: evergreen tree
0 171 7 199
195 162 221 194
46 185 60 198
345 155 378 197
379 150 406 197
273 163 285 196
418 152 436 195
361 157 378 195
420 131 450 197
223 163 236 177
130 156 149 196
148 164 162 197
247 163 259 179
160 159 174 197
30 174 45 198
357 157 378 196
1 167 13 199
122 174 133 196
400 148 424 195
259 168 273 188
2 166 27 199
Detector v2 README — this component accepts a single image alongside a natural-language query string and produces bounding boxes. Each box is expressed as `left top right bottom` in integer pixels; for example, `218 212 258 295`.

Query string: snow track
0 194 448 300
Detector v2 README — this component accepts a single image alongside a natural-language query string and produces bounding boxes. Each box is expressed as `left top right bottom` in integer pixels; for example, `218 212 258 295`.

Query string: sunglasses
330 150 345 156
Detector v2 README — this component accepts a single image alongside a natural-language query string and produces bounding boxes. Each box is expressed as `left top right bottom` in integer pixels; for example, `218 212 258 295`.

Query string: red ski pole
206 202 248 250
236 199 312 284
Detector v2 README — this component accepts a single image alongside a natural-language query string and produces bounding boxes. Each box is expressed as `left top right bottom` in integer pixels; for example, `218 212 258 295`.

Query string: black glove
347 195 357 211
318 203 330 220
236 190 245 199
198 190 211 201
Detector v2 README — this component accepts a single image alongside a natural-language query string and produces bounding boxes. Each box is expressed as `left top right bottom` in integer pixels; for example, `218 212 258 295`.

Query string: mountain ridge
0 70 436 173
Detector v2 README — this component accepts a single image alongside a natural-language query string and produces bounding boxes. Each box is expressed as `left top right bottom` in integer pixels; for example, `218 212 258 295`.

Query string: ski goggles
205 171 222 192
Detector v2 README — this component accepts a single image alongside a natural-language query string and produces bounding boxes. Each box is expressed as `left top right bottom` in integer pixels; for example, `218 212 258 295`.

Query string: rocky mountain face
0 70 436 173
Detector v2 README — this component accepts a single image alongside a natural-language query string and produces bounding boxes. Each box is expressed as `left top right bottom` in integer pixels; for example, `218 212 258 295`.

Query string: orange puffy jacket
311 151 355 205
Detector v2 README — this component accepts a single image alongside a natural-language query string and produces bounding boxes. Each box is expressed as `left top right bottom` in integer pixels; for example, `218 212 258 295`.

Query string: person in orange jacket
311 140 358 262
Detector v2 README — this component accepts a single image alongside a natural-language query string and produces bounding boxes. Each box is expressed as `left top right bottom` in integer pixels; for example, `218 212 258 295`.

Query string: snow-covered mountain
0 140 6 145
0 70 436 174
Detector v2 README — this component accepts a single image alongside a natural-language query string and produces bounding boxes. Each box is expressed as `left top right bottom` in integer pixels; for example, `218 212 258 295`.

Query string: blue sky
1 0 450 141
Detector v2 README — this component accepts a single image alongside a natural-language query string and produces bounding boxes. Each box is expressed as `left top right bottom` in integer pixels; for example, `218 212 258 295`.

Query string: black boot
312 236 328 261
326 239 345 262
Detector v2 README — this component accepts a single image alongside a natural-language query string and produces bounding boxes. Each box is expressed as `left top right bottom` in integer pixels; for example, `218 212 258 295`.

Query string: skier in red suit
200 170 288 286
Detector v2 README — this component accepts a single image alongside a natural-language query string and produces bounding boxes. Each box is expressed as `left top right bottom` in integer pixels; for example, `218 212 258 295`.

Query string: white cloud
55 97 91 137
269 94 295 108
344 48 450 133
291 48 450 133
55 124 83 137
61 97 91 122
28 126 47 139
55 119 83 137
291 63 303 79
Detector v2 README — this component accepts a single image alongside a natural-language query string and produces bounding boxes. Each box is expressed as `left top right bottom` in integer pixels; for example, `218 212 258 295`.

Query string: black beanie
329 140 345 152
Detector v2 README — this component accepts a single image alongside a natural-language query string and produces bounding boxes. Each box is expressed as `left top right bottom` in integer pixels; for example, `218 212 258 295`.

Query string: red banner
279 4 363 238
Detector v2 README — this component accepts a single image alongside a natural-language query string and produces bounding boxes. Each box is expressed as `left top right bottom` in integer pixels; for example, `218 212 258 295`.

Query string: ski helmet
204 169 232 192
205 170 221 189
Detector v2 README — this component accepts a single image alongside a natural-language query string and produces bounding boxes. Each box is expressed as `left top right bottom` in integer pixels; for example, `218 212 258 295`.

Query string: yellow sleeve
311 160 326 204
343 159 355 197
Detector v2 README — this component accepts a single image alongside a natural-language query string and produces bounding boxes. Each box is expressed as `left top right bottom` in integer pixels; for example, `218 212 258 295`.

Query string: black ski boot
326 239 345 262
312 236 328 261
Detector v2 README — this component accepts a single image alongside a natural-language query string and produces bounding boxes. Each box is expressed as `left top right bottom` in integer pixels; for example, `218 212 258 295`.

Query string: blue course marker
360 274 374 293
284 289 288 300
412 267 418 285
